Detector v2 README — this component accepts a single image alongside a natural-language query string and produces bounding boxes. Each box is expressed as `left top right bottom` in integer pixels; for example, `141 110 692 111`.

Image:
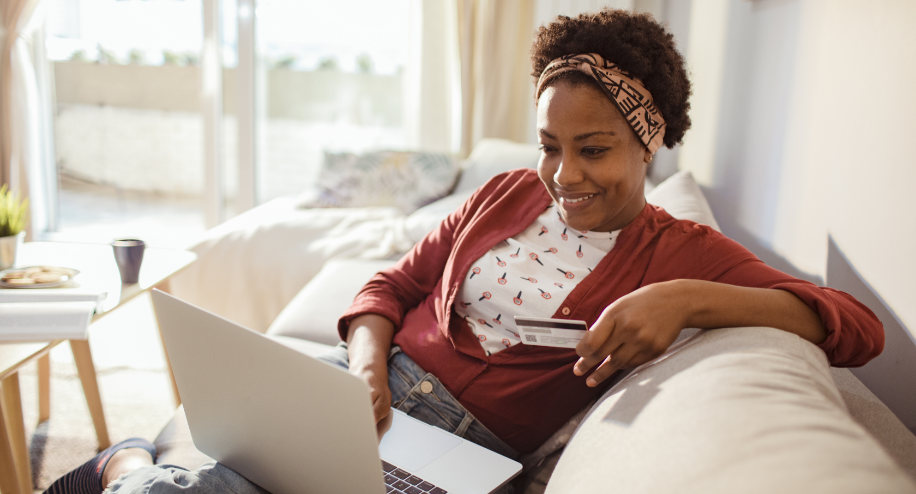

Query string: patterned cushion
297 151 460 214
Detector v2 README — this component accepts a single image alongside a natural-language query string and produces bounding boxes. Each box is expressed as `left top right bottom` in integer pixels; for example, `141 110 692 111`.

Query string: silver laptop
151 289 521 494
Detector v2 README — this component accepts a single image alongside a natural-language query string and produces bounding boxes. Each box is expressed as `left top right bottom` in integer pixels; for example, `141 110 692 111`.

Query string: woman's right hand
346 313 397 425
350 362 392 423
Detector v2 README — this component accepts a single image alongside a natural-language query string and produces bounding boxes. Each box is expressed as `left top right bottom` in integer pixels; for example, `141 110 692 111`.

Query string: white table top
0 241 196 378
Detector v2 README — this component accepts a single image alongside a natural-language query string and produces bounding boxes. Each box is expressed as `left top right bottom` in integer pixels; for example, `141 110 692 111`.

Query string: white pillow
452 139 541 194
296 150 460 214
646 169 720 231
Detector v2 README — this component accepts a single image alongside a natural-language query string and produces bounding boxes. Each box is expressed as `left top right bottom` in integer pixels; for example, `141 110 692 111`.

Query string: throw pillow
645 169 721 231
297 151 460 214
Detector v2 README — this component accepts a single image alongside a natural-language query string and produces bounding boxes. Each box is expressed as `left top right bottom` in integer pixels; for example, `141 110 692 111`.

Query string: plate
0 266 80 289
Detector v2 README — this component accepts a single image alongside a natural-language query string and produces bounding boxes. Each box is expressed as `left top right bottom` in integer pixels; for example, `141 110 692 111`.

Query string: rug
14 292 176 492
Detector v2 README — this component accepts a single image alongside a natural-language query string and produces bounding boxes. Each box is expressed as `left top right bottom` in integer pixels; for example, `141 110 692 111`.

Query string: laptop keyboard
382 460 448 494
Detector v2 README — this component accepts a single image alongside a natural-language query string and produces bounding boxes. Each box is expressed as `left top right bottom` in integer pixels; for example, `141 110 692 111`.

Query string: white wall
680 0 916 337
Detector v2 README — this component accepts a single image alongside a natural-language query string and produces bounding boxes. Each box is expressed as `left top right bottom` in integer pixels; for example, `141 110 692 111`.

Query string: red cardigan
339 169 883 453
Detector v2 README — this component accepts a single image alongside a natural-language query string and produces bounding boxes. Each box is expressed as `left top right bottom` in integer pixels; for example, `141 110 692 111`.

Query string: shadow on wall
826 236 916 435
701 185 823 286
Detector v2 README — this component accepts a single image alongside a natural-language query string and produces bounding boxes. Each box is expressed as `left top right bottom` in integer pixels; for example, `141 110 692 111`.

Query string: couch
159 139 916 493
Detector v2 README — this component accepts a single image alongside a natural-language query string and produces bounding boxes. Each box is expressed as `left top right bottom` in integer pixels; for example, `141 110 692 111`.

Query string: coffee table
0 241 196 494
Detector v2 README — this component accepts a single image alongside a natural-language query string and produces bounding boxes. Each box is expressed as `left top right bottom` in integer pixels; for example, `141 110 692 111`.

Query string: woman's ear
644 150 653 164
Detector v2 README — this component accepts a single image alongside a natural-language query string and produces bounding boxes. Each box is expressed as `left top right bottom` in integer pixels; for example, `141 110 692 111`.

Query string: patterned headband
536 53 667 155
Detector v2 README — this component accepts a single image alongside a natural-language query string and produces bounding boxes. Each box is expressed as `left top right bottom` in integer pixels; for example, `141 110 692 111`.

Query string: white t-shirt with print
453 203 620 355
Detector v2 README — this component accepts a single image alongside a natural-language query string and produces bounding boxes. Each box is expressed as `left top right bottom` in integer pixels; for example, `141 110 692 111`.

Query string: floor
17 177 201 490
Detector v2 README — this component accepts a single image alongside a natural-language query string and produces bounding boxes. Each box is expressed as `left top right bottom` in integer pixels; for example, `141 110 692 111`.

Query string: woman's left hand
574 281 686 387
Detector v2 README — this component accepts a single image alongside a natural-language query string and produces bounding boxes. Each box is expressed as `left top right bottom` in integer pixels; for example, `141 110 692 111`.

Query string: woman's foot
44 438 156 494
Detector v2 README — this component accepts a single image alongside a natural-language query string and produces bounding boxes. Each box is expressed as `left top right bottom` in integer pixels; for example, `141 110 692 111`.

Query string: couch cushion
453 139 540 195
645 169 721 231
547 327 916 494
831 367 916 480
267 259 398 345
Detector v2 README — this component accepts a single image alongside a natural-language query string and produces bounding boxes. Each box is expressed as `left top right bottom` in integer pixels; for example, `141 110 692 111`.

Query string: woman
46 9 882 494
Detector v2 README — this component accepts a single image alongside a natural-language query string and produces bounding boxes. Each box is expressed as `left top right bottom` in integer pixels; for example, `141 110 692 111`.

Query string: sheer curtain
1 0 48 237
456 0 535 155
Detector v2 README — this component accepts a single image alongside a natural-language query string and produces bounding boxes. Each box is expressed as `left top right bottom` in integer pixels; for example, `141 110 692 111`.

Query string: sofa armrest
547 327 916 493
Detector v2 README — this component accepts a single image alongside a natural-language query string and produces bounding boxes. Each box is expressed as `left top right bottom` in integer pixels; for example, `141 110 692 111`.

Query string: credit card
514 316 588 348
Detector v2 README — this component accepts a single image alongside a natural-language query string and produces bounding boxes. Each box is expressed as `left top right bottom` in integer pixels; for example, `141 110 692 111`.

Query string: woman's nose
553 152 584 186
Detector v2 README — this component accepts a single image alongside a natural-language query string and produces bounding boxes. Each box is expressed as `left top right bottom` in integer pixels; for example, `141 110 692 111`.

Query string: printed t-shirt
456 204 618 355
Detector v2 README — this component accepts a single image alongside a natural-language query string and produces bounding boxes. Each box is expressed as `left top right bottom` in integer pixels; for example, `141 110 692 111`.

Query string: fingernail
586 377 596 387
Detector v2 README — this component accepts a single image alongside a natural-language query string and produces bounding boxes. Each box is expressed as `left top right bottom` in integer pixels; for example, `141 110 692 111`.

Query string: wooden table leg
70 340 111 450
38 354 51 423
0 390 26 494
1 372 32 494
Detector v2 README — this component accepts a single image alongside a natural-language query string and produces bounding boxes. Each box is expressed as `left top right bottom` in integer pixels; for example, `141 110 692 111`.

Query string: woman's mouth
562 193 596 204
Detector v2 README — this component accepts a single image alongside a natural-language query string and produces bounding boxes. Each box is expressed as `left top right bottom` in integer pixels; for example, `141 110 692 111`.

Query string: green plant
162 50 184 66
0 185 28 237
316 56 339 71
69 50 90 62
356 53 373 74
128 49 146 65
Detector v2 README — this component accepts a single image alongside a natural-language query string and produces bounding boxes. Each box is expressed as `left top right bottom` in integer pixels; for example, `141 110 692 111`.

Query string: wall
679 0 916 338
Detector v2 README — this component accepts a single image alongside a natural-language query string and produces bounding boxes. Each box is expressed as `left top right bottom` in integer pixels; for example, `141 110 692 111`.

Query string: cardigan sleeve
337 187 481 341
701 230 884 367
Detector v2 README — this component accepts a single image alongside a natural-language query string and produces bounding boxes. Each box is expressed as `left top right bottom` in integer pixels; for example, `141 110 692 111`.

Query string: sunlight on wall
678 0 728 186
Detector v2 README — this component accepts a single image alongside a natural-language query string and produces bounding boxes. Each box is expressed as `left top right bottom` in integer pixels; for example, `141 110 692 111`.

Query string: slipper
44 438 156 494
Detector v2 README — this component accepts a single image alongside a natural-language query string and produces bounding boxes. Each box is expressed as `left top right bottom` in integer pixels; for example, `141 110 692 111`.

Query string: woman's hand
350 362 393 424
347 313 397 423
573 279 828 387
574 281 687 387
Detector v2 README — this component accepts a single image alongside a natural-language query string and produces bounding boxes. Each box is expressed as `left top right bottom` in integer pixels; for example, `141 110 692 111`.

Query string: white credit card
514 316 588 349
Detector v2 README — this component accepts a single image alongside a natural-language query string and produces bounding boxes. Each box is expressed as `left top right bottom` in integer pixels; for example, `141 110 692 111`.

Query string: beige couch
160 140 916 493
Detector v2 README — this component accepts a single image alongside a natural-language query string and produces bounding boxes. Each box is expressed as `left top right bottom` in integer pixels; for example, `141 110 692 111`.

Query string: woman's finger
586 344 640 387
574 316 618 375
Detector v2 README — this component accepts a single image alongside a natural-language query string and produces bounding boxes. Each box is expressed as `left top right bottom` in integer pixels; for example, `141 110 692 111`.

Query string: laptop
151 289 521 494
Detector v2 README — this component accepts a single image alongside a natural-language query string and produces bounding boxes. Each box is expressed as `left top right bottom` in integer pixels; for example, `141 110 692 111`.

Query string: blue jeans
107 344 519 494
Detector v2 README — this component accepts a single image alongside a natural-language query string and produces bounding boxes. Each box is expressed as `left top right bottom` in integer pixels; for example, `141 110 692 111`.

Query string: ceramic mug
111 238 145 284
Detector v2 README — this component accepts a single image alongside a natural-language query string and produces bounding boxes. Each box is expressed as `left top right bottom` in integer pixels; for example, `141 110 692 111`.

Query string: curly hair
531 9 691 148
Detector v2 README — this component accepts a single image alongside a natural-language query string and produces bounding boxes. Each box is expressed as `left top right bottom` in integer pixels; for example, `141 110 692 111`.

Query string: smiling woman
536 81 649 233
41 8 887 494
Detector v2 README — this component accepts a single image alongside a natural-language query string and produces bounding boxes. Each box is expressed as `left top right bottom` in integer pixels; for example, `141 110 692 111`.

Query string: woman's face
536 80 651 233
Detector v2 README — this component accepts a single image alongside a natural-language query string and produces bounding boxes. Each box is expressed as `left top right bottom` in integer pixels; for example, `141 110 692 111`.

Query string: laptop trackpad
379 409 462 472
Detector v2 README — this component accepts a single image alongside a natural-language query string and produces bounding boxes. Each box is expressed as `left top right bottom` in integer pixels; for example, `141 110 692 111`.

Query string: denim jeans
106 344 519 494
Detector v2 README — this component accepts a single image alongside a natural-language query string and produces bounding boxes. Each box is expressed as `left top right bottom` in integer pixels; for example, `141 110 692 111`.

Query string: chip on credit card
514 316 588 348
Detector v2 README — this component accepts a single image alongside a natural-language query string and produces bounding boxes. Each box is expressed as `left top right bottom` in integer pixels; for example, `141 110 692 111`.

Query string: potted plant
0 184 28 270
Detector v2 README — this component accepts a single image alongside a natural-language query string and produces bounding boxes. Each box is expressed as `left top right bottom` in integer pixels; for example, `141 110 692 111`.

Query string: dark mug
112 239 145 284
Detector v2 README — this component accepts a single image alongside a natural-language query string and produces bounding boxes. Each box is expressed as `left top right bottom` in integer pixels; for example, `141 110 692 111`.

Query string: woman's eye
582 147 607 156
539 145 557 154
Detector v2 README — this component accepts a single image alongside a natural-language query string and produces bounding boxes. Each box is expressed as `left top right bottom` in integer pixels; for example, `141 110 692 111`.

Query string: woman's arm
346 314 396 423
574 279 828 387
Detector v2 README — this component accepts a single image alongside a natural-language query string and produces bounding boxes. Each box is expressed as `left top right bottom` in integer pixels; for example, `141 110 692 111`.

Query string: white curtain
402 0 462 154
457 0 535 156
1 0 48 238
